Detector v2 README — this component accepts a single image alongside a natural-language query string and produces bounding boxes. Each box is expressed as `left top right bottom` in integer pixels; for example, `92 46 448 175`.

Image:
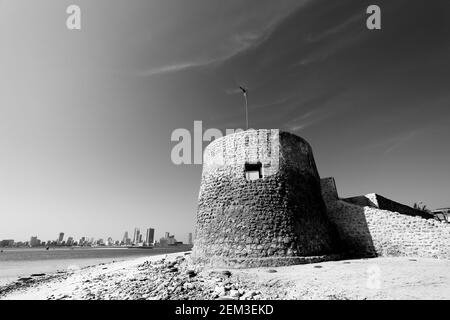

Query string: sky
0 0 449 243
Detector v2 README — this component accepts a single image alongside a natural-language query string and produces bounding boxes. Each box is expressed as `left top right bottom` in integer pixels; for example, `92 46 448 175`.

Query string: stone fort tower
192 129 339 268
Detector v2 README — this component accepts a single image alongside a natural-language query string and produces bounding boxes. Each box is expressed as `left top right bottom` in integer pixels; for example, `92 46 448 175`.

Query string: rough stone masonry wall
321 177 450 259
344 194 434 219
192 130 340 268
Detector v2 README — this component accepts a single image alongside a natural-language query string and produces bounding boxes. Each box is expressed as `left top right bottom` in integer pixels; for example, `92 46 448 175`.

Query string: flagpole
244 92 248 130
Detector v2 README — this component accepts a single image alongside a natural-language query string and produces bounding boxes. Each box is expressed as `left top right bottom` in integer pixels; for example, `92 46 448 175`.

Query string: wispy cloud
138 2 310 78
138 61 208 77
305 13 361 43
294 14 366 67
284 107 333 132
138 30 272 78
363 129 424 154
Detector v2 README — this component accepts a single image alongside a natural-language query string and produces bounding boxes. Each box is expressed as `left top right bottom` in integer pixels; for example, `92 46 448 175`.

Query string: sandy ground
1 254 449 300
238 257 450 300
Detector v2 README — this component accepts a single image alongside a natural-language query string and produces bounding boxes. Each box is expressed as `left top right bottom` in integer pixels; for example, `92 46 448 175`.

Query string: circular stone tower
192 129 339 268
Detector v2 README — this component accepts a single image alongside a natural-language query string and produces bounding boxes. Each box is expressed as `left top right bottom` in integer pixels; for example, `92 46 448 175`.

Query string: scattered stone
0 252 280 301
183 283 195 290
18 277 33 282
314 265 323 268
229 289 240 298
186 270 197 277
267 269 277 273
214 286 226 297
211 292 219 298
222 270 231 277
241 290 257 300
30 273 46 277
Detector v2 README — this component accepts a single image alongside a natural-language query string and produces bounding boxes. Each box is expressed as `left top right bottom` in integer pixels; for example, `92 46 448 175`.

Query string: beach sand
1 253 450 300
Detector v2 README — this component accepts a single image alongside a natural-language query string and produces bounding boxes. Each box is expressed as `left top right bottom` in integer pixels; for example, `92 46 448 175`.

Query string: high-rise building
122 231 129 244
167 235 177 245
30 236 40 247
145 228 155 246
57 232 64 244
188 233 193 245
67 237 74 246
0 240 14 247
133 228 140 245
160 233 177 246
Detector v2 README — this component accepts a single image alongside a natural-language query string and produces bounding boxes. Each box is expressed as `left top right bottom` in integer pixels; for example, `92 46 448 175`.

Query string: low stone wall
344 194 434 219
321 178 450 259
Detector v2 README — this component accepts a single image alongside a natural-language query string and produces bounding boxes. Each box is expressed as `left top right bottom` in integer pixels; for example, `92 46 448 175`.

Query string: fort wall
344 194 434 219
321 178 450 259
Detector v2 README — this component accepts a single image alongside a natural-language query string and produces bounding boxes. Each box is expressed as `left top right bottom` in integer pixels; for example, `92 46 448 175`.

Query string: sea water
0 246 189 286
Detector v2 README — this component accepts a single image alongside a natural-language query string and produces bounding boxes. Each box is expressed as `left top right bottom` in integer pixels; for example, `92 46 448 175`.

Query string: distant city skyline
1 227 191 246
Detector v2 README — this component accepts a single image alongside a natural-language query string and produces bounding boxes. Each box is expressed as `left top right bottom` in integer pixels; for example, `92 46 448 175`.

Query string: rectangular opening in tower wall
245 162 262 181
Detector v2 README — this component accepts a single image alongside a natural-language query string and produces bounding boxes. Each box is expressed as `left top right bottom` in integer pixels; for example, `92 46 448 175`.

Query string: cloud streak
137 1 310 77
362 129 425 155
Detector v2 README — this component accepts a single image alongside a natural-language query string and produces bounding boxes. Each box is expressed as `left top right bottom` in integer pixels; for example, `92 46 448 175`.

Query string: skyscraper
133 227 140 245
188 233 193 245
146 228 155 246
122 231 129 244
57 232 64 244
30 236 39 247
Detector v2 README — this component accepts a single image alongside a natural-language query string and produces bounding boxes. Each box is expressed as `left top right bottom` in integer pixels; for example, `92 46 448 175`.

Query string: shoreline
0 252 189 300
0 246 192 287
1 255 450 300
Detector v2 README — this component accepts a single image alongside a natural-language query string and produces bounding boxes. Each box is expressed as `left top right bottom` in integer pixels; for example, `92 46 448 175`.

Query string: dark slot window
244 162 262 181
